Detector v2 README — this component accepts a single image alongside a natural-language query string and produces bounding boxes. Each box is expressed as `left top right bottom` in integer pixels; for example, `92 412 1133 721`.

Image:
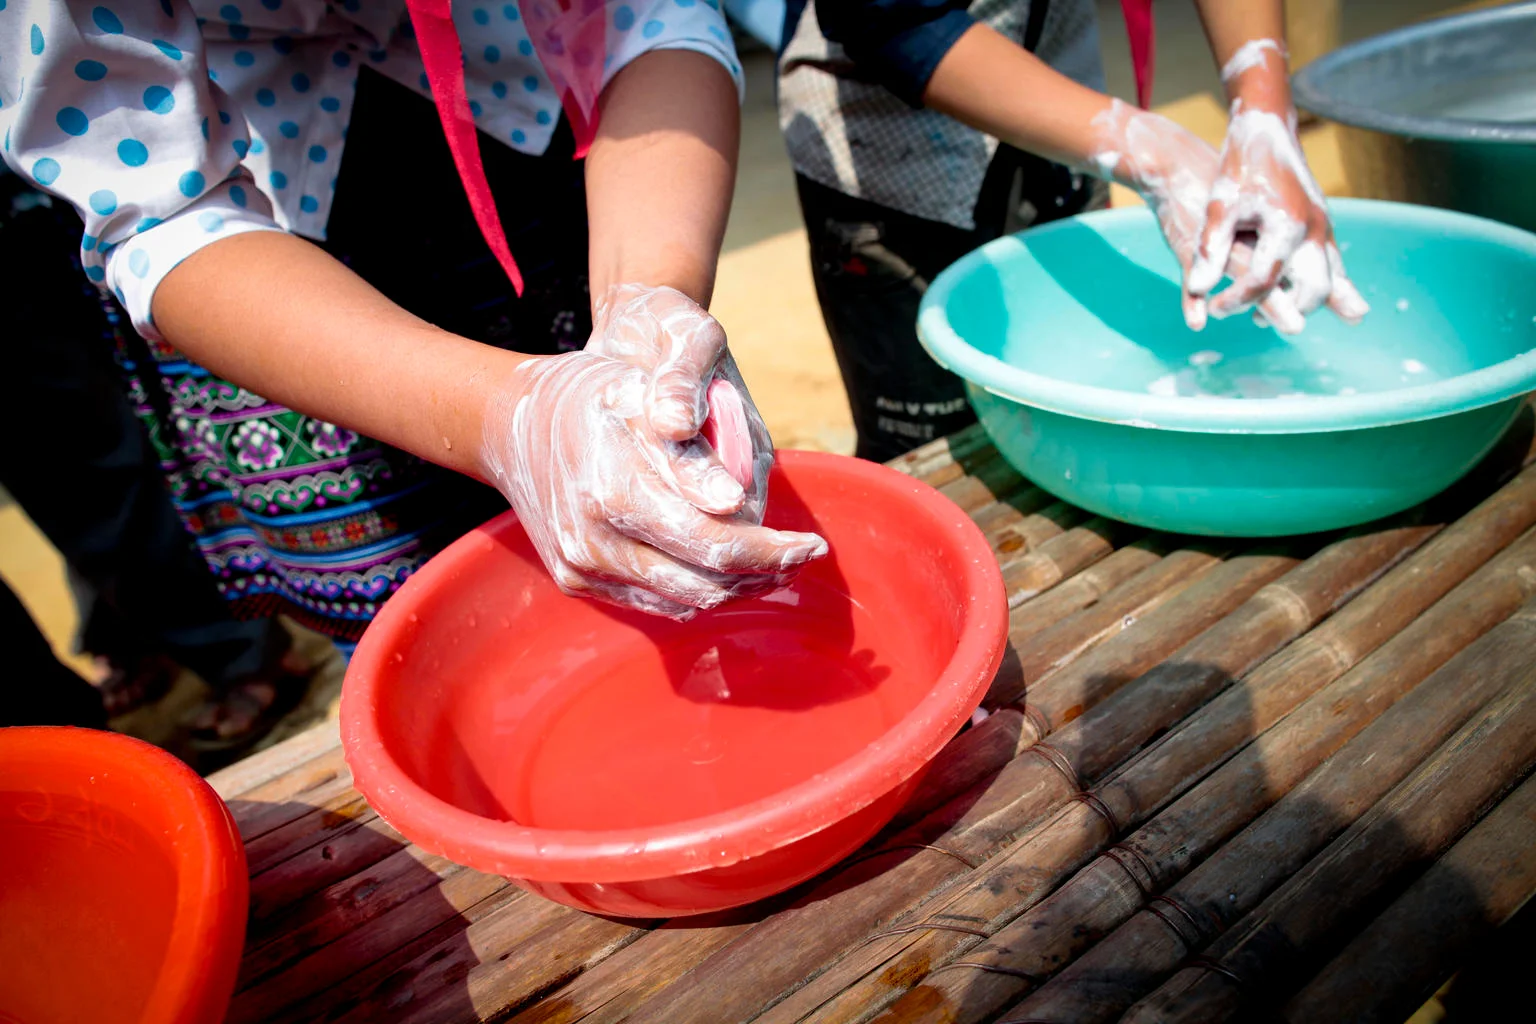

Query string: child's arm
1187 0 1369 331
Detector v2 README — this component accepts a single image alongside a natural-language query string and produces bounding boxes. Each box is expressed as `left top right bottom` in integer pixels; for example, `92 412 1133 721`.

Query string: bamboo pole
755 522 1438 1024
1280 773 1536 1024
972 486 1056 543
1000 517 1144 606
1123 664 1536 1024
1097 463 1536 834
887 424 993 484
230 869 515 1024
1002 539 1190 651
937 454 1026 515
996 584 1536 1024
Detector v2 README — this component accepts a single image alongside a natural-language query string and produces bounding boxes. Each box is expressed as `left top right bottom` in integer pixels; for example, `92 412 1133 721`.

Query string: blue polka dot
160 0 174 15
137 217 162 231
117 138 149 166
233 50 255 67
511 129 526 144
218 110 232 124
469 100 482 117
320 96 340 112
279 120 298 138
307 144 327 163
676 0 696 6
232 139 248 157
642 19 664 38
229 24 250 41
536 109 551 125
491 80 507 99
179 170 205 196
261 0 282 9
273 35 294 55
85 265 106 282
472 8 488 24
522 75 538 91
209 69 219 81
287 73 310 94
198 211 225 232
502 4 519 19
89 189 117 215
29 24 43 54
75 60 108 81
342 0 359 10
83 234 98 251
332 51 351 68
153 39 182 60
518 39 533 56
255 88 276 107
248 137 264 154
32 157 60 186
369 49 387 63
299 194 319 214
484 45 501 63
219 4 242 22
128 249 150 278
269 170 288 189
144 86 175 114
614 6 634 30
230 185 248 207
57 107 90 136
92 7 124 33
419 72 430 91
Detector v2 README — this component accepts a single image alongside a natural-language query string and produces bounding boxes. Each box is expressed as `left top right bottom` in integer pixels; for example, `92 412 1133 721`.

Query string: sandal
96 653 180 718
188 645 315 755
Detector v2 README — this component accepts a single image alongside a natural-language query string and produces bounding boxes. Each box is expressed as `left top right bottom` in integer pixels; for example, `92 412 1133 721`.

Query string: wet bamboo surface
211 406 1536 1024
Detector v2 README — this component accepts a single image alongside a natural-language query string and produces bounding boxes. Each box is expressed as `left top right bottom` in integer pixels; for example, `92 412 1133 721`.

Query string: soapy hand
586 283 775 521
480 347 827 620
1188 39 1370 334
1087 100 1286 330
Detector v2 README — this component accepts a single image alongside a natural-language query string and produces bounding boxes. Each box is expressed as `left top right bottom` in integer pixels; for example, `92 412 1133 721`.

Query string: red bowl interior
343 451 1006 915
0 727 248 1024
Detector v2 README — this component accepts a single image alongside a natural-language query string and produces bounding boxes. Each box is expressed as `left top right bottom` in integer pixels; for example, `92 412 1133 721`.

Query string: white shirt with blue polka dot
0 0 743 341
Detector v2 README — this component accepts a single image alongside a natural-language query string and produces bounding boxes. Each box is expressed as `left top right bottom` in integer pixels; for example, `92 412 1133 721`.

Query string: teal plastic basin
917 199 1536 536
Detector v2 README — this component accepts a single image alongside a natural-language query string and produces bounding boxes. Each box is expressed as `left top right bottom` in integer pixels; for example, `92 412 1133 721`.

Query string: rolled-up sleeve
815 0 974 106
0 0 281 339
603 0 746 104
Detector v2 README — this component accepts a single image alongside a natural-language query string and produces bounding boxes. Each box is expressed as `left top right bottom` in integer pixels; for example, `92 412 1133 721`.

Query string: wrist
1221 38 1295 119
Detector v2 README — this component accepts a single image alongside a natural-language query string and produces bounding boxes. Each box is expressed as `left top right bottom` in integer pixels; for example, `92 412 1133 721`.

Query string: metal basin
1293 2 1536 232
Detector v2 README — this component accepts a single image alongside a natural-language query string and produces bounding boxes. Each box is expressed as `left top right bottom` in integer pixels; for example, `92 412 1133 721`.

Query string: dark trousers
0 184 280 725
797 147 1107 463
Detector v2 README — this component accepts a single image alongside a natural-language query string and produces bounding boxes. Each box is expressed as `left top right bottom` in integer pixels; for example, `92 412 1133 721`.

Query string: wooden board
223 404 1536 1024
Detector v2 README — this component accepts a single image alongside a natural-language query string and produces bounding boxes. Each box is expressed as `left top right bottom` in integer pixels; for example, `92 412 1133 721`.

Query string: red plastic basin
0 727 248 1024
342 450 1007 917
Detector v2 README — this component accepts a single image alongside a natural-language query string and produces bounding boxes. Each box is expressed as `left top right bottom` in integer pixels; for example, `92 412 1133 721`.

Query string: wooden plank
1122 659 1536 1023
209 717 342 799
991 586 1536 1024
1281 773 1536 1024
1000 516 1143 607
247 812 412 930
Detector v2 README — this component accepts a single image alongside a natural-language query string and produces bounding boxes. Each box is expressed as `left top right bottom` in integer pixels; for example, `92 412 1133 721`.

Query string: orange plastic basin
342 451 1008 917
0 727 248 1024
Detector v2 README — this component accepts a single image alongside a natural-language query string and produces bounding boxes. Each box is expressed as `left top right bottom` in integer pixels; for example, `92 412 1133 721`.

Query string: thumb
647 309 726 441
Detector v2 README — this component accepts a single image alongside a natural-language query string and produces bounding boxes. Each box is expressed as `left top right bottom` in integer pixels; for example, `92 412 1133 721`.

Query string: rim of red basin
342 450 1008 883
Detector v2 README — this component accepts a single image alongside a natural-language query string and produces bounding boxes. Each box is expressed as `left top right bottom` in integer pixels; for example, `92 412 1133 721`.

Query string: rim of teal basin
916 199 1536 435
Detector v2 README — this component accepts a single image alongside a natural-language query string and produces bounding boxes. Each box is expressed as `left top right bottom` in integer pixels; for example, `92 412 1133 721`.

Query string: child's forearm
151 230 526 482
585 49 740 310
1193 0 1291 112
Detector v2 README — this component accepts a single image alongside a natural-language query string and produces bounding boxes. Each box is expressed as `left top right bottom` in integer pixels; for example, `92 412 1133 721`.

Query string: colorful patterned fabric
95 68 594 644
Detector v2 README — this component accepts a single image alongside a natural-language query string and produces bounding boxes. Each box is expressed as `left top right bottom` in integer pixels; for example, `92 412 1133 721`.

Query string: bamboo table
211 406 1536 1024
